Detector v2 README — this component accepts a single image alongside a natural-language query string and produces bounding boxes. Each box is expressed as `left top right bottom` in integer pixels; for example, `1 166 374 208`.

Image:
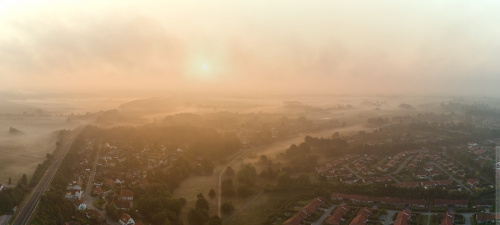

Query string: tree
208 216 222 225
221 202 235 214
152 212 170 225
196 193 209 211
225 166 234 176
208 189 216 199
237 164 257 186
221 179 235 197
187 208 209 225
277 171 292 186
18 174 28 187
179 198 187 206
237 185 254 197
296 174 310 186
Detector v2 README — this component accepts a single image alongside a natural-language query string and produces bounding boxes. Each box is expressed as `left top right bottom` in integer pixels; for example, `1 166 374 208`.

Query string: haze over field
0 1 499 96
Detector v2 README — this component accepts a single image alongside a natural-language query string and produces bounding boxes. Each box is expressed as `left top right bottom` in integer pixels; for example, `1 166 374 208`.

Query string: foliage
237 164 257 186
221 202 235 214
187 208 209 225
195 193 209 211
208 216 222 225
208 189 216 199
221 179 235 197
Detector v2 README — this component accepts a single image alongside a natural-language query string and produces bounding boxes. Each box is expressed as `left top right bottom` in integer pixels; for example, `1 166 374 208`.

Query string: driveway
310 204 338 225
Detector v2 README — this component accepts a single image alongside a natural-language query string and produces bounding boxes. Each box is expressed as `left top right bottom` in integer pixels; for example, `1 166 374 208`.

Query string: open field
0 96 131 184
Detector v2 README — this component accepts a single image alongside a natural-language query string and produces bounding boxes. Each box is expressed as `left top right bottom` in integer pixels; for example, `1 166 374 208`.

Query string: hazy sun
202 63 209 71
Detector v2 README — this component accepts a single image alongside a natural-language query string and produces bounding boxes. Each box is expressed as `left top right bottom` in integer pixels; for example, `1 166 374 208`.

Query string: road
310 204 338 225
388 155 415 183
82 147 101 203
430 162 471 192
217 150 246 217
11 127 83 225
344 165 364 180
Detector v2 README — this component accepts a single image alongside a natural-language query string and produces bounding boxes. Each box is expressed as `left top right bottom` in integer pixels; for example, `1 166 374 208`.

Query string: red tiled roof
119 213 131 224
121 189 134 198
283 197 324 225
349 208 372 225
325 206 350 225
441 212 454 225
476 213 500 222
394 210 412 225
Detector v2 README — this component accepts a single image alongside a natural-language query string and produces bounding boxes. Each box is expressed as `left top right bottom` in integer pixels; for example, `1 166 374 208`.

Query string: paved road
430 162 471 192
310 205 338 225
0 215 12 225
344 165 364 180
390 155 415 175
82 147 101 203
382 210 398 225
12 127 83 225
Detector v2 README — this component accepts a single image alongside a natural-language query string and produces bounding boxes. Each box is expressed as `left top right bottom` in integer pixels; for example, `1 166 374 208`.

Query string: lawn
222 190 315 225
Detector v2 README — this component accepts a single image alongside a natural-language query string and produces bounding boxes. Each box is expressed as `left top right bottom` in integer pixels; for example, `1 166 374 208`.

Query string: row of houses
331 192 426 208
283 197 326 225
350 208 373 225
475 213 500 223
377 152 407 172
434 199 468 208
392 179 454 189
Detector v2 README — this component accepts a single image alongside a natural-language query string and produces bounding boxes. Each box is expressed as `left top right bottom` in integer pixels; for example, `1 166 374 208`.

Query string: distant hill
8 127 24 135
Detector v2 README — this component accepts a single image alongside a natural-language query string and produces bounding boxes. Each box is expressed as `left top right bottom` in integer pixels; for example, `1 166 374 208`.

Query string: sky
0 0 499 96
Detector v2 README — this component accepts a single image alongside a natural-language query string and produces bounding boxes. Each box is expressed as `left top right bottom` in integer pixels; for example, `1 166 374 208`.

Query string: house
434 199 468 208
393 182 420 188
119 213 135 225
363 178 376 185
413 172 428 179
375 176 392 183
86 209 104 223
441 212 454 225
115 199 133 209
283 197 325 225
115 178 125 185
466 178 480 188
65 222 81 225
67 181 82 190
74 199 86 211
65 190 83 199
104 179 115 187
475 213 500 223
394 210 412 225
349 208 372 225
476 199 494 209
120 190 134 201
325 205 350 225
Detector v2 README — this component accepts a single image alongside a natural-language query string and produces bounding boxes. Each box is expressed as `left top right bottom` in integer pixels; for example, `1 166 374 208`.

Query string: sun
202 63 209 71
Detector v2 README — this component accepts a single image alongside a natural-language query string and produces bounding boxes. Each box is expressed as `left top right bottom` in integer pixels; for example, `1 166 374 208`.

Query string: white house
119 213 135 225
65 190 83 199
74 199 87 211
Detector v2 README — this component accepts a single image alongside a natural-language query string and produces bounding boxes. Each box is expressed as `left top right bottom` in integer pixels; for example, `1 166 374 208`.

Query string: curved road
12 127 83 225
